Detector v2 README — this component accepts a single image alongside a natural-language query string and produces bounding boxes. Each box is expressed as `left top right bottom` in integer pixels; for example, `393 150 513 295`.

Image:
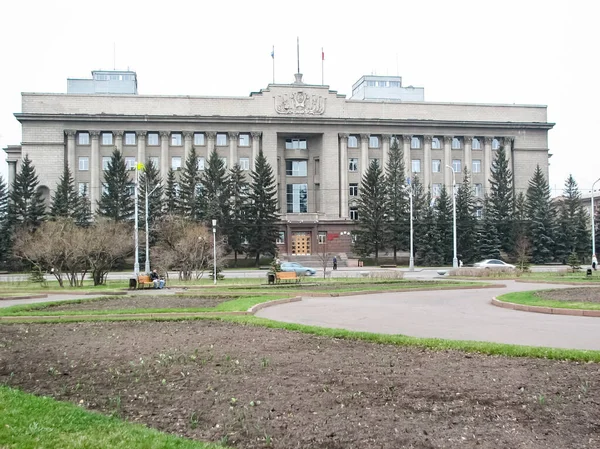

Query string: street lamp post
592 178 600 258
406 179 415 272
133 165 140 277
445 165 458 268
212 219 217 285
144 181 160 274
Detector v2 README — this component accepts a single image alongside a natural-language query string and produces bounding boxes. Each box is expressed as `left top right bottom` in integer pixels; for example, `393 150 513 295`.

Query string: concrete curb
491 297 600 317
514 279 599 286
0 294 48 301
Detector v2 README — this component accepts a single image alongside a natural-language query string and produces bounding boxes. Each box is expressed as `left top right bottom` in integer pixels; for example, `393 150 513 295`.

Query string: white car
473 259 515 269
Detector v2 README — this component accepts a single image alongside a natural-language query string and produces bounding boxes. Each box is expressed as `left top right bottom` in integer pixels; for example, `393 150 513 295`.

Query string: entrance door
291 232 311 255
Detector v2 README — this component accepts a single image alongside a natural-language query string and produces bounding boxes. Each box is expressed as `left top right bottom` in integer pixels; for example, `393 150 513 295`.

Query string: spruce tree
384 139 409 264
179 147 202 221
511 191 529 257
246 149 279 266
201 150 231 228
526 165 555 263
164 169 180 215
488 146 514 254
410 175 428 260
416 192 442 265
97 149 135 221
435 184 453 264
556 175 589 261
455 168 478 264
226 163 249 266
50 165 79 219
478 196 501 259
74 184 92 227
138 159 164 226
355 160 388 265
8 154 46 229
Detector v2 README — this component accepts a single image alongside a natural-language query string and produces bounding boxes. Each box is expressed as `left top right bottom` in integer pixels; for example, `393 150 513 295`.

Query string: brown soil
41 295 232 312
535 287 600 303
1 321 600 448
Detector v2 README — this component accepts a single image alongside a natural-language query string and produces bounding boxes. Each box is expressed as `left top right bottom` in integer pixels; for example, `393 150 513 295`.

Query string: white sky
0 0 597 196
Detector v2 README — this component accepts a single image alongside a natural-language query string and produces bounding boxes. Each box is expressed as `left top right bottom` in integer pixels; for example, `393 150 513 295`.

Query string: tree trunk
255 253 260 267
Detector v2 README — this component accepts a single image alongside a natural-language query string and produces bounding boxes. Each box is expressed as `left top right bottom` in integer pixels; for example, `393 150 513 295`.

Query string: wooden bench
275 271 300 284
137 275 153 289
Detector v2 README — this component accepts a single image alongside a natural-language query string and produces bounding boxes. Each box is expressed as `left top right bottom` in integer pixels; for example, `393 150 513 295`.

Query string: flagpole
271 45 275 84
321 47 324 85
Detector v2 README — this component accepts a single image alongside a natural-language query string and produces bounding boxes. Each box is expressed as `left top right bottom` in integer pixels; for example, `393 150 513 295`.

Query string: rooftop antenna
294 37 303 83
113 43 116 70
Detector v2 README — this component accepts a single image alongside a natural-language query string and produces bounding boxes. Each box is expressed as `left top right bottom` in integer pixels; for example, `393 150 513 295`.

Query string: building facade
6 72 554 257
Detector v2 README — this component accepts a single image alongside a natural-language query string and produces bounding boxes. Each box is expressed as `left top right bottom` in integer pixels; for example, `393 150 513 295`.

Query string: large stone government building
5 70 554 257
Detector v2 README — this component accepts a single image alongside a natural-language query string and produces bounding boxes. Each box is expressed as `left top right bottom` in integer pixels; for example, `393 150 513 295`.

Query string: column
381 134 390 172
443 136 452 191
360 134 369 180
463 136 472 178
251 132 262 169
504 136 513 174
423 135 432 189
160 132 169 183
90 131 100 211
206 131 216 154
65 130 76 170
339 133 349 218
484 137 493 195
183 132 193 163
137 131 147 164
228 132 239 169
115 131 123 153
402 135 411 180
7 162 17 192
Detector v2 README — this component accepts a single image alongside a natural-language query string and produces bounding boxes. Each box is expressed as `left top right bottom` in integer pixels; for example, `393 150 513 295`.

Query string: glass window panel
239 134 250 146
78 132 89 145
149 157 159 168
197 157 205 170
411 159 421 173
472 138 481 150
102 156 111 170
147 133 159 146
125 157 136 170
78 157 89 171
369 136 379 148
452 159 461 172
431 137 441 149
452 138 461 149
472 160 481 173
171 133 182 146
286 160 307 176
348 136 358 148
101 132 113 145
171 157 182 170
216 133 227 146
432 159 441 172
286 184 308 213
194 133 205 145
239 157 250 170
349 183 358 197
124 132 136 145
411 137 421 149
348 158 358 172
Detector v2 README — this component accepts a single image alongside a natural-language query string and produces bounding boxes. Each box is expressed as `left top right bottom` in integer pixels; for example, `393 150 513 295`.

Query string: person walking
593 254 598 271
333 256 338 271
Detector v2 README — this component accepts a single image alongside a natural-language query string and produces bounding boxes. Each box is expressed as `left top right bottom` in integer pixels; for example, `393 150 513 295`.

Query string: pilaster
424 135 432 189
339 133 349 218
206 131 216 154
381 134 390 173
402 135 411 180
160 131 169 184
90 131 100 212
443 136 452 190
360 134 369 181
251 132 262 170
504 136 514 175
228 132 239 169
65 130 76 171
115 131 123 153
183 131 193 163
136 131 147 165
463 136 473 179
484 137 493 195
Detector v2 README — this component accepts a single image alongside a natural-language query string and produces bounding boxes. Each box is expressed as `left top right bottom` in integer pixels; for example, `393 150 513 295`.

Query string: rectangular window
452 138 461 150
369 136 379 148
285 138 307 150
433 183 442 197
318 231 327 244
124 132 136 145
475 206 483 218
197 157 205 170
239 157 250 170
194 133 205 146
492 138 500 150
149 156 159 168
472 138 482 150
472 159 481 173
172 156 182 170
411 159 421 173
411 137 421 149
147 133 159 146
474 183 483 197
431 137 441 149
101 132 113 145
276 231 285 244
102 156 111 170
348 136 358 148
78 132 90 145
286 160 307 176
432 159 441 172
349 158 358 172
125 157 136 170
286 184 308 213
126 183 135 196
452 159 461 173
78 182 89 195
216 133 227 146
78 157 89 171
350 207 359 220
171 133 182 146
239 134 250 146
349 183 358 197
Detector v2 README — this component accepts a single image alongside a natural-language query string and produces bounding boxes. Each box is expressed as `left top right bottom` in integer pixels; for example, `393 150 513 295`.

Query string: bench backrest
276 271 297 279
138 275 151 283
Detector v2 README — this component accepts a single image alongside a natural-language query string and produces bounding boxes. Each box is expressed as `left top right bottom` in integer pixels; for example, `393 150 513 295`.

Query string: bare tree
315 236 332 279
514 235 531 272
87 220 134 285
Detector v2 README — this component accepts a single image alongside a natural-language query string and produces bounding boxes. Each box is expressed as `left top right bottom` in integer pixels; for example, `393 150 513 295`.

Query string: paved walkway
255 280 600 351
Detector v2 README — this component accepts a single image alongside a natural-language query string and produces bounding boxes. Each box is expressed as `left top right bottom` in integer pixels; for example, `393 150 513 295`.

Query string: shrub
449 267 518 278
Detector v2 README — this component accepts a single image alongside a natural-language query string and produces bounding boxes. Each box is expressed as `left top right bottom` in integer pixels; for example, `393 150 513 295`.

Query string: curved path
255 280 600 351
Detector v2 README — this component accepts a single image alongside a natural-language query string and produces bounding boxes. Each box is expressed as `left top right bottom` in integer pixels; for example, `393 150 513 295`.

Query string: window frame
147 132 159 146
411 159 421 173
286 160 308 177
149 156 159 169
348 158 358 172
347 135 358 148
171 156 182 170
432 159 441 173
411 137 421 149
101 132 113 145
452 159 461 173
171 133 182 146
124 157 136 171
472 138 482 150
124 132 136 145
472 159 482 173
78 157 89 171
239 157 250 170
349 183 359 197
239 134 250 147
78 132 90 145
492 138 500 150
452 138 461 150
369 135 380 148
350 207 359 221
431 137 441 149
102 156 111 171
216 133 228 146
194 133 205 146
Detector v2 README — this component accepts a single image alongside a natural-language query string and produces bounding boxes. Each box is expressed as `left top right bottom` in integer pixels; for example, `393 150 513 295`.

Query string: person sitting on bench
150 269 165 289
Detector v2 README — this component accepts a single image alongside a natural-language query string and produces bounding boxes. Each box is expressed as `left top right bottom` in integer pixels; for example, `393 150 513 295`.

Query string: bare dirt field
38 295 233 312
535 287 600 303
1 320 599 448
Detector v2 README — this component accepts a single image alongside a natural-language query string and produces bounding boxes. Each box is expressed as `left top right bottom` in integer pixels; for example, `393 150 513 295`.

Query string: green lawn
0 386 224 449
497 290 600 310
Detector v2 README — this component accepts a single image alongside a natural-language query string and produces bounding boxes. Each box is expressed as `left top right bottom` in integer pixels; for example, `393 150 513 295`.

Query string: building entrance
291 231 311 255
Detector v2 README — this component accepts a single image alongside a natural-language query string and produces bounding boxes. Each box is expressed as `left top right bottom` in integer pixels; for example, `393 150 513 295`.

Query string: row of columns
65 129 263 208
339 133 514 218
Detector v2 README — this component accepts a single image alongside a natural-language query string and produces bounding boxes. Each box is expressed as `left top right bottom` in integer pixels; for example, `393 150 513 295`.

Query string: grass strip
497 290 600 310
0 386 224 449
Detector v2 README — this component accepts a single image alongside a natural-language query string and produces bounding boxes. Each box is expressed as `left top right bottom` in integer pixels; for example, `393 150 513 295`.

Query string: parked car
280 262 316 276
473 259 515 269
